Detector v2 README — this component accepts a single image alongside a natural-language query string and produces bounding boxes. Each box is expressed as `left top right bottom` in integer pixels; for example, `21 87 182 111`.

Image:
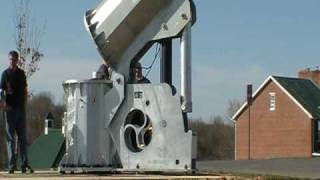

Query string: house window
269 92 276 111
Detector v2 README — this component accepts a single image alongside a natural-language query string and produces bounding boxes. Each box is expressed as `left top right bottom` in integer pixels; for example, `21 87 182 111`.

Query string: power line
145 43 161 78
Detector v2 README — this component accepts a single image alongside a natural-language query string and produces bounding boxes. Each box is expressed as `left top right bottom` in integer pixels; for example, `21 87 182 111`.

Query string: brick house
233 76 320 160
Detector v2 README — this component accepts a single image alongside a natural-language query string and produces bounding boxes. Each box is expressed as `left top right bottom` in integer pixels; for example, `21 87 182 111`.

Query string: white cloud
190 62 268 120
0 53 269 120
0 54 103 104
28 57 100 102
0 54 8 71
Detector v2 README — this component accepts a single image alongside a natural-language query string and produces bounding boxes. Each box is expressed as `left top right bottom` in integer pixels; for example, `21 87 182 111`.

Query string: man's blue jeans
5 107 29 169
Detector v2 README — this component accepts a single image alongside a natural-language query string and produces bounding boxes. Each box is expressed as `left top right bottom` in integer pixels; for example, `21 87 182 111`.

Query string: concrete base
58 167 195 174
0 170 234 180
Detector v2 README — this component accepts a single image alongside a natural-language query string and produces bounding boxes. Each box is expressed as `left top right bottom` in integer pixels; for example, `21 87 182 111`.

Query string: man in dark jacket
132 62 151 84
0 51 33 174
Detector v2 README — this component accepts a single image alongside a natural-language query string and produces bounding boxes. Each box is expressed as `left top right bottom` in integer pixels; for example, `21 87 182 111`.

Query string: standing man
0 50 33 174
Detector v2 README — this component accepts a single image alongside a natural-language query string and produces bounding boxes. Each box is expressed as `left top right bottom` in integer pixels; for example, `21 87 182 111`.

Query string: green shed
28 129 65 170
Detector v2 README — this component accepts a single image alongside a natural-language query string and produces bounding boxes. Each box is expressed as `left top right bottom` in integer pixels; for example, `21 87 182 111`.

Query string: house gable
232 76 314 121
235 79 312 159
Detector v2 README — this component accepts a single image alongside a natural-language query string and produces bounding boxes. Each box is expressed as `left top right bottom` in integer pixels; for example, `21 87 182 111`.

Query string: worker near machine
0 50 33 174
96 60 112 79
132 62 151 84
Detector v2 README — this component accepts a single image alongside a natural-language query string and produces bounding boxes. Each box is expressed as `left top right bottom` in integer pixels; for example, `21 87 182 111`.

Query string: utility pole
247 84 253 160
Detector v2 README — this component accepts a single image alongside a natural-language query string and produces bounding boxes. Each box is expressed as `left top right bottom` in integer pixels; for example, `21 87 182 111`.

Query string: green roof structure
28 129 65 170
274 76 320 119
233 76 320 120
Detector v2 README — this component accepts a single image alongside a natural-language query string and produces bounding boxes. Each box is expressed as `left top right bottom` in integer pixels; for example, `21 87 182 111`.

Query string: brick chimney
298 68 320 86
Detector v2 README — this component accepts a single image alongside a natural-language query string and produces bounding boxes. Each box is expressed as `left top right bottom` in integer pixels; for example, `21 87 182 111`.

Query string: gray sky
1 0 320 119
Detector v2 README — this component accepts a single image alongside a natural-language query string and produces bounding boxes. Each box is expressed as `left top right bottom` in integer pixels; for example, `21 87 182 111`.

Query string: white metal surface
61 80 113 167
85 0 192 82
60 0 196 173
118 84 193 170
61 81 194 171
181 22 192 113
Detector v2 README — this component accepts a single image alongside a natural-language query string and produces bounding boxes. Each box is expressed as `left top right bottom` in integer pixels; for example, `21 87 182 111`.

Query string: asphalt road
1 158 319 179
197 158 320 179
0 171 234 180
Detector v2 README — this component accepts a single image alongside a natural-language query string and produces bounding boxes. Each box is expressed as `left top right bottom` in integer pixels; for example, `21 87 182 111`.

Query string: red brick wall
236 81 312 160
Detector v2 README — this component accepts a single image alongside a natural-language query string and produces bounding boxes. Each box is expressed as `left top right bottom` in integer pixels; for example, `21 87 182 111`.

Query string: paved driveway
198 158 320 179
0 171 234 180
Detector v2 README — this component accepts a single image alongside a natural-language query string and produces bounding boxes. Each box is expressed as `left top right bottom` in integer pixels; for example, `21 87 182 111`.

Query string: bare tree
188 99 242 160
14 0 44 78
226 98 242 118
